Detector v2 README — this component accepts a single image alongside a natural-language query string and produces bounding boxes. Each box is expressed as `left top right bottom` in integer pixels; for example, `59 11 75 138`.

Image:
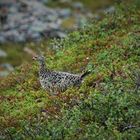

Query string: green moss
0 3 140 140
0 43 31 66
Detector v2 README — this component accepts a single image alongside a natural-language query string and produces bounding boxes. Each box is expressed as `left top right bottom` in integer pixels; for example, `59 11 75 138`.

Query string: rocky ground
0 0 94 77
0 0 117 78
0 0 92 43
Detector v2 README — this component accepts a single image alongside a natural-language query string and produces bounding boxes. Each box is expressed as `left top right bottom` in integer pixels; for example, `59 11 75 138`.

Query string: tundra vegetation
0 1 140 139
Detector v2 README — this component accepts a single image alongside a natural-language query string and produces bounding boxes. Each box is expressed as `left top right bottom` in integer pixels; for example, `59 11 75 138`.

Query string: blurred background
0 0 132 77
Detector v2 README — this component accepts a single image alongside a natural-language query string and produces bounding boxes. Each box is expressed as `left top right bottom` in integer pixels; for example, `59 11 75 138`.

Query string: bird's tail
81 71 91 79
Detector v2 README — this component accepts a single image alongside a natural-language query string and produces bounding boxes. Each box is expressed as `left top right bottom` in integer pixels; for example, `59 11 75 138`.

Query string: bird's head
32 55 45 64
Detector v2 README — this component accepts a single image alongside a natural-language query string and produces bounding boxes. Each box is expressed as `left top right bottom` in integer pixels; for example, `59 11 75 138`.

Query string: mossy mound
0 3 140 140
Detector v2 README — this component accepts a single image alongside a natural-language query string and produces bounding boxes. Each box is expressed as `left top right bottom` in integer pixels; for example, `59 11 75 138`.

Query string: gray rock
0 63 14 77
26 30 41 41
72 2 84 9
42 0 49 4
46 14 58 22
0 0 92 43
4 30 19 41
0 63 14 71
55 31 67 38
0 71 10 77
0 49 7 57
14 33 26 42
59 0 71 3
0 0 15 7
50 31 67 38
19 24 29 31
0 36 6 43
59 9 71 18
30 20 47 32
47 22 60 30
104 6 115 14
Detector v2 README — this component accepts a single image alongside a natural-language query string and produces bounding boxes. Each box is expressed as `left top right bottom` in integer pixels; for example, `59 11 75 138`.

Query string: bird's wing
57 71 81 84
57 71 80 77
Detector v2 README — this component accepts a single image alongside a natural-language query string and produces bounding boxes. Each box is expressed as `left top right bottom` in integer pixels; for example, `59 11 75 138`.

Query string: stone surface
0 0 92 43
104 6 115 14
72 2 84 9
0 63 14 77
0 49 7 57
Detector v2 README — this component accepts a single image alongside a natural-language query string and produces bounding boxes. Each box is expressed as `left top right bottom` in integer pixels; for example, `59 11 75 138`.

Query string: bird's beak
32 56 37 60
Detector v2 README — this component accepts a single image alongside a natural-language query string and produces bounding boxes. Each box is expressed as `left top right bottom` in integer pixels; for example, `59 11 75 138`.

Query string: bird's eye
32 56 38 60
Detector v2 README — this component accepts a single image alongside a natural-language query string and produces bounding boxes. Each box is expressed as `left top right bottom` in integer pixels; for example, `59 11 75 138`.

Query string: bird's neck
39 61 45 68
39 62 49 73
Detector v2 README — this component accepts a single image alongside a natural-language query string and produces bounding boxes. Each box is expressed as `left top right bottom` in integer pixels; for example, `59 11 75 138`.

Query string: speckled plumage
33 55 90 95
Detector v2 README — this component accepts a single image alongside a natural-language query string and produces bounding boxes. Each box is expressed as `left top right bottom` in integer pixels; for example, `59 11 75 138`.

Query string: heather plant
0 2 140 140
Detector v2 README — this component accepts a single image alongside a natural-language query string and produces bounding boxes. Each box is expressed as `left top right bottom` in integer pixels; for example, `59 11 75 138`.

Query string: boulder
0 49 7 57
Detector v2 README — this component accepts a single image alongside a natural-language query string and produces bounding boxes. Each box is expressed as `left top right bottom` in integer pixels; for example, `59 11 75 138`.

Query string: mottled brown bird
33 55 90 95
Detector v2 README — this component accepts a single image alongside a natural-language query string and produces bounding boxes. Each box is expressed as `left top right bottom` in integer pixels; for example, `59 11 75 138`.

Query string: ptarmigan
33 55 90 95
